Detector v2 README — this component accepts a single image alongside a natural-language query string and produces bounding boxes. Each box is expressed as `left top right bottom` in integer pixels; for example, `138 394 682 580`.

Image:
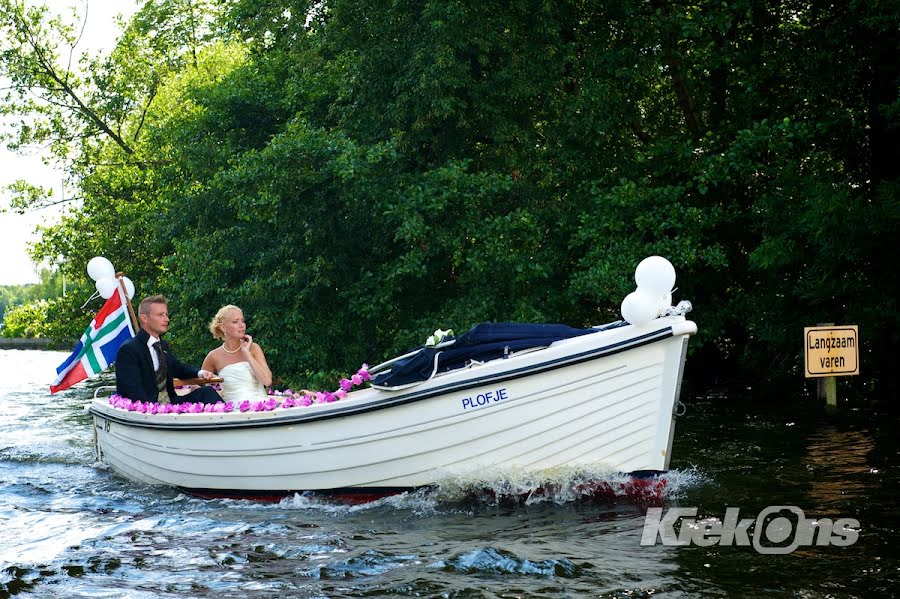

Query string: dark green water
1 349 897 597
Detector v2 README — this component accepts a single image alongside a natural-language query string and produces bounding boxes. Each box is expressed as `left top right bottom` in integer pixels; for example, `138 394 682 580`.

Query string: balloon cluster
620 256 676 326
87 256 134 300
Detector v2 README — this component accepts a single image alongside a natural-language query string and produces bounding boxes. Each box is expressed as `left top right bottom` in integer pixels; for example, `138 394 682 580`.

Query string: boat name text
461 388 509 410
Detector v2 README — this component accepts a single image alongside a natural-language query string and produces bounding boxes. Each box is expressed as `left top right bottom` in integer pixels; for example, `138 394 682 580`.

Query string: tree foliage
1 267 64 331
3 0 897 393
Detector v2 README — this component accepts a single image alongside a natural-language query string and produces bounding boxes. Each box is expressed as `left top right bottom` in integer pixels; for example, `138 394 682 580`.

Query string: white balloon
121 276 135 299
635 256 676 295
87 256 115 282
621 289 659 325
96 277 117 299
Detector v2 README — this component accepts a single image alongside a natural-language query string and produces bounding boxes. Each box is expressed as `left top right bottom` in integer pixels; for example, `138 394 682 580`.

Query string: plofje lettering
461 387 509 410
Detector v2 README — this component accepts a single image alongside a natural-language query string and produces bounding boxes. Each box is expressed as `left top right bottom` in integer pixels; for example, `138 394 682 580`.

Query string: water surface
1 349 897 597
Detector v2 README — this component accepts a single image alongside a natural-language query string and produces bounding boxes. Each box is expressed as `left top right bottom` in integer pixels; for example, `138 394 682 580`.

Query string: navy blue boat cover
372 322 603 388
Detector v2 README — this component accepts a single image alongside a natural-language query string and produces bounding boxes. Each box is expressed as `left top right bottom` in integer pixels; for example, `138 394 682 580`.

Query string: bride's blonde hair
209 305 242 340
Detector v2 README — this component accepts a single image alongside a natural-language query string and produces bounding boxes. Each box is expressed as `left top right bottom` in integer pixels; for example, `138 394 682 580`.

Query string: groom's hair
138 295 168 316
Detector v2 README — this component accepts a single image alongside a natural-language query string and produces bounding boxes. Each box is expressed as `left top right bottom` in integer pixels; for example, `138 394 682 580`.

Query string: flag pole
116 272 139 332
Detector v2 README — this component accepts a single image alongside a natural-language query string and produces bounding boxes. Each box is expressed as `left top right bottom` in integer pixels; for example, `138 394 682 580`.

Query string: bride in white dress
201 305 273 403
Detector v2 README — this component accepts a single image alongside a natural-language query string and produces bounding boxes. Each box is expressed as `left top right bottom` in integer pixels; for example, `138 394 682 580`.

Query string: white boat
87 311 696 499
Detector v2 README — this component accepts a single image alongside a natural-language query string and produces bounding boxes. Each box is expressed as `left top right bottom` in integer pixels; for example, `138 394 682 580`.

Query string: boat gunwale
89 323 685 431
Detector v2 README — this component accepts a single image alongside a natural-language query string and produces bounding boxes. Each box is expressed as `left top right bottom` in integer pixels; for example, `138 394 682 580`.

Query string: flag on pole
50 286 136 393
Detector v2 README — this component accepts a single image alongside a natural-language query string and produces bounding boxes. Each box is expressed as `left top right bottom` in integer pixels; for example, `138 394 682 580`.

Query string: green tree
2 0 224 339
4 0 897 394
1 298 49 337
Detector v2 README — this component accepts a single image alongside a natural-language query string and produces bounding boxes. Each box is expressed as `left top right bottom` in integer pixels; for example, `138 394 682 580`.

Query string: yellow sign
804 325 859 378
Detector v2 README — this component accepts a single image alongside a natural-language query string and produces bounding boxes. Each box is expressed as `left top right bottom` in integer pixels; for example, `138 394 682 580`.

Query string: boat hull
89 317 696 494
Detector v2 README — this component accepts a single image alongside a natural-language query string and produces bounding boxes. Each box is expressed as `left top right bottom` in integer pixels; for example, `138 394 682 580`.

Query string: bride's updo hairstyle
209 305 241 340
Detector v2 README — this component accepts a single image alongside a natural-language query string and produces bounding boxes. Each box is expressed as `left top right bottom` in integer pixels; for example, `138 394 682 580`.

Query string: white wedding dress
219 362 267 403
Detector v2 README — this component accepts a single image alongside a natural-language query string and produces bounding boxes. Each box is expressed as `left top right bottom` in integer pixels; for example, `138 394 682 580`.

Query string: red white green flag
50 286 135 393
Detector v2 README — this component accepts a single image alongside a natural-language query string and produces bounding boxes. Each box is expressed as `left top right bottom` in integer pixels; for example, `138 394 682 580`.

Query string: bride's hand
241 334 253 353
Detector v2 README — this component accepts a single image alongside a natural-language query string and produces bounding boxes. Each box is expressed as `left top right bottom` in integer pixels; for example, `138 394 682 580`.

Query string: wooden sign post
804 324 859 409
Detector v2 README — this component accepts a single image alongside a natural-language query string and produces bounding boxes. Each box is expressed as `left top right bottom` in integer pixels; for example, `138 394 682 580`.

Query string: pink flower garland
108 365 372 415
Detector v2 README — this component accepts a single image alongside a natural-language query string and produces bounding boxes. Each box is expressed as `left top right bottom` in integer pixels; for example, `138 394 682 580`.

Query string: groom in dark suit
115 294 221 404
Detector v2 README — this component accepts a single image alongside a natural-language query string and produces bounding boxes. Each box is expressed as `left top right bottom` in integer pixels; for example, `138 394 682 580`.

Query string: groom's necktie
153 341 169 404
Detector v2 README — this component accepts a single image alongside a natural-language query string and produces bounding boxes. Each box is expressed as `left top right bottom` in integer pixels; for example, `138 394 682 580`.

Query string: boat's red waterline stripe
182 486 413 504
180 475 668 505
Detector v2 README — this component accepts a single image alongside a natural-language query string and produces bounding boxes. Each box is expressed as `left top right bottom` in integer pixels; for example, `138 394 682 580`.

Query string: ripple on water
0 506 111 566
301 548 420 580
433 546 584 578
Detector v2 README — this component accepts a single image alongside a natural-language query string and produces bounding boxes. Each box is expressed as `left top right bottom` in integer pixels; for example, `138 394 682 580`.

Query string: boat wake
428 464 707 507
271 465 708 513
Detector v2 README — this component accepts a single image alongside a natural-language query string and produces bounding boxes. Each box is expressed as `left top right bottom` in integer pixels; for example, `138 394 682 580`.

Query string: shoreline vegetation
1 1 897 396
0 338 69 350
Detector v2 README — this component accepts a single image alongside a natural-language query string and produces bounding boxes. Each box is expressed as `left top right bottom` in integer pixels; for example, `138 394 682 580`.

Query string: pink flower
104 365 380 418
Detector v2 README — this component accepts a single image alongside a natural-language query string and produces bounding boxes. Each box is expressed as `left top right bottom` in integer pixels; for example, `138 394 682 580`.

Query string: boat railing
367 317 653 389
93 385 117 400
370 350 446 391
84 385 117 414
367 338 457 376
369 340 574 391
